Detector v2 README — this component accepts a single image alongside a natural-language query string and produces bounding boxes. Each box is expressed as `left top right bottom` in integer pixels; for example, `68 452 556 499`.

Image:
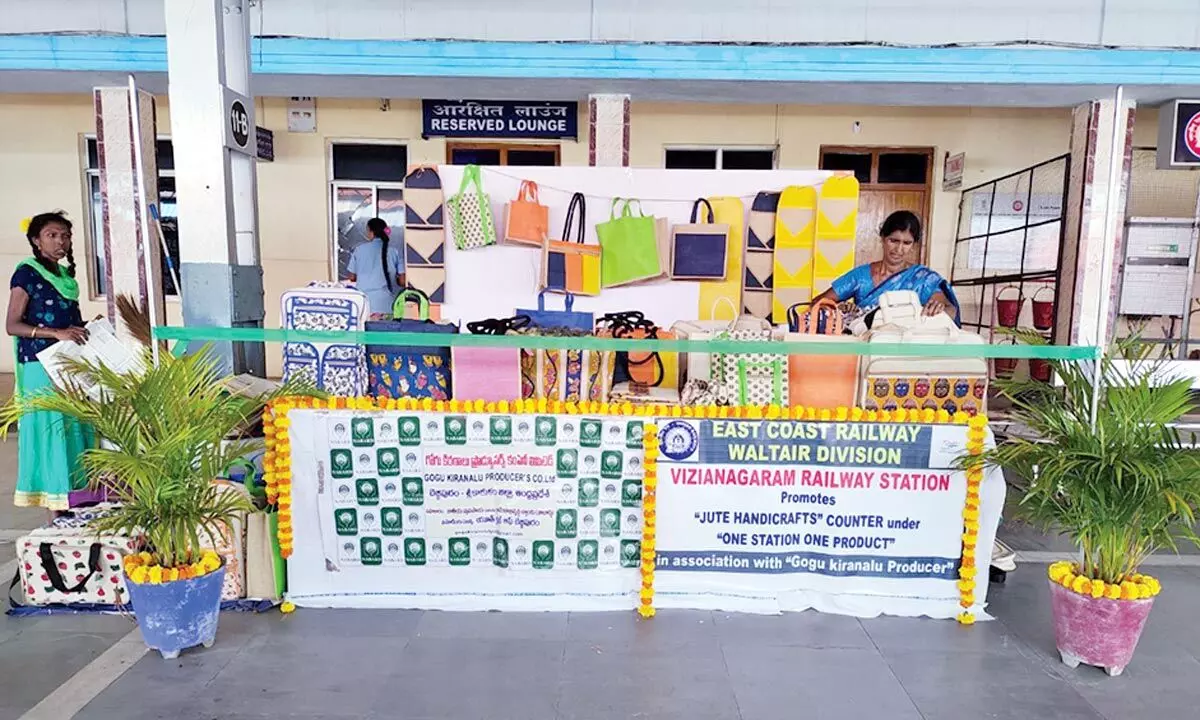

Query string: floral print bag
365 290 459 400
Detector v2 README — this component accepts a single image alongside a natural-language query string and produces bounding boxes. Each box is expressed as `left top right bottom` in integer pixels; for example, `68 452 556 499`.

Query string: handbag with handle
517 290 594 332
518 326 615 403
447 164 497 251
595 311 680 390
453 315 530 402
365 289 458 399
614 316 679 390
786 299 860 410
15 525 138 607
714 326 788 406
672 297 771 383
597 199 663 287
670 198 731 280
542 192 601 296
504 180 549 248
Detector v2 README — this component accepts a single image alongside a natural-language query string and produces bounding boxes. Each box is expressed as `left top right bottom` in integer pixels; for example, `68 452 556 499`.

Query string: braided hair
366 217 393 292
26 211 75 278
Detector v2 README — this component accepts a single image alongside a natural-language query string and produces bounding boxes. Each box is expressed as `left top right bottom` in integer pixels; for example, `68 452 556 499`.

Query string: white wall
5 0 1200 47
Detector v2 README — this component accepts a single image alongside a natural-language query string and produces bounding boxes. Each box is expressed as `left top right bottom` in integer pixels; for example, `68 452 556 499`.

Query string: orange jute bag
504 180 549 247
785 299 860 409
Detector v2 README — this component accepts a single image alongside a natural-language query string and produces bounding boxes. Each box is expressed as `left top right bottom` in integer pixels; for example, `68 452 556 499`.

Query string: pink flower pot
1049 579 1155 676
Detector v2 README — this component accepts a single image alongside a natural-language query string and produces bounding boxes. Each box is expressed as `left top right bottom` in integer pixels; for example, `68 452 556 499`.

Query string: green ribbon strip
154 325 1101 361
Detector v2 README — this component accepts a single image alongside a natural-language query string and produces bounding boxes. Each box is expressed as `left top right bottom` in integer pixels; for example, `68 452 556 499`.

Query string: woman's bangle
30 328 36 339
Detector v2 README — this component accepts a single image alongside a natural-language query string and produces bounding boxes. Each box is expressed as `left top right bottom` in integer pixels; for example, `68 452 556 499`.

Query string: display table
274 402 1001 620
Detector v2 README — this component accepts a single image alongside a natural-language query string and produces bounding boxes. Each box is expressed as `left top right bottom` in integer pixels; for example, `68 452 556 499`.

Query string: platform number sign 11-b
230 100 249 148
223 87 256 157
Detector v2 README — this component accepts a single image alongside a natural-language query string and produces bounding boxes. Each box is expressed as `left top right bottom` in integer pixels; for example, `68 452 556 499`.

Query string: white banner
653 419 1005 618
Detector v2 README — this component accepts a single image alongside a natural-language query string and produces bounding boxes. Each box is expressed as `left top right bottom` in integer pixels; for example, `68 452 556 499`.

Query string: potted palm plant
1 342 298 658
979 339 1200 676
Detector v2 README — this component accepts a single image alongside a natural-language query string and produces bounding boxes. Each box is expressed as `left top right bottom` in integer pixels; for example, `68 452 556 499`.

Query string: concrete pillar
1056 93 1136 347
165 0 264 375
588 94 630 167
93 86 165 341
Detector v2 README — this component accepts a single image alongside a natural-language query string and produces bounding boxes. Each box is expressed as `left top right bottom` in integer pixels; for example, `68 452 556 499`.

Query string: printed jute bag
447 164 497 250
596 311 680 390
200 480 248 601
670 198 730 280
504 180 550 248
542 192 601 296
519 328 616 403
597 199 663 288
452 315 530 403
714 326 788 406
16 524 138 607
672 297 771 383
365 290 458 400
786 299 860 410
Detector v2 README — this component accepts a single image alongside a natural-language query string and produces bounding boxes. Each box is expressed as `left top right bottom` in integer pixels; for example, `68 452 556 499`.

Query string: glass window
333 186 376 280
331 143 408 182
331 184 406 281
721 149 775 170
820 152 872 183
506 149 558 166
449 148 502 165
665 149 719 170
878 153 929 185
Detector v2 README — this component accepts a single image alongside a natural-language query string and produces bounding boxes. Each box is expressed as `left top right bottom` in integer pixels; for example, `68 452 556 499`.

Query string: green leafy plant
978 335 1200 585
0 346 318 568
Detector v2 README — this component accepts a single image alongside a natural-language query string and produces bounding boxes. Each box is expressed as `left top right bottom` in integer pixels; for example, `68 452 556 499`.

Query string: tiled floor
1 563 1197 720
6 422 1200 719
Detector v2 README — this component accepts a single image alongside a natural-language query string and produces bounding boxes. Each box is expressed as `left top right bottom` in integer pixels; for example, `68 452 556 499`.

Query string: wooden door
855 189 929 265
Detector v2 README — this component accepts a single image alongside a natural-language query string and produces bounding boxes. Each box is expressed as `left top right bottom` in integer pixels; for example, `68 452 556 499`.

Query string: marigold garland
263 396 326 559
263 398 980 425
640 423 659 619
957 413 989 625
123 550 222 585
1047 561 1161 600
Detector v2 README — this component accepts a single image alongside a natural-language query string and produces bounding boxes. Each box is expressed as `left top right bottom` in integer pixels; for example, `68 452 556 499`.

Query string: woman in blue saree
813 210 961 326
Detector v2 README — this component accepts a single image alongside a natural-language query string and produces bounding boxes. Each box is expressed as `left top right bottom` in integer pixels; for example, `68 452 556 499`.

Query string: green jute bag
447 164 497 251
597 198 663 287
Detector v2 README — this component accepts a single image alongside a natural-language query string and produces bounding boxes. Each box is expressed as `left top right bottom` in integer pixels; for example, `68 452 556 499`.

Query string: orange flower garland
1047 562 1161 600
263 396 329 558
123 550 222 584
639 423 659 619
956 413 988 625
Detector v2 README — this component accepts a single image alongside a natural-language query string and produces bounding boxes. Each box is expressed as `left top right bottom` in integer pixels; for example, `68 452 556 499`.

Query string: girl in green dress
6 212 92 512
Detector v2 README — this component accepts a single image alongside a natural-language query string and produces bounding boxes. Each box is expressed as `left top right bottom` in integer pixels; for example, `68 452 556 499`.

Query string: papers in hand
35 319 144 400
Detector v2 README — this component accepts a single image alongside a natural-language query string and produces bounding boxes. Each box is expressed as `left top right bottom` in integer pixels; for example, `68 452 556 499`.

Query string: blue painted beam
2 34 1200 85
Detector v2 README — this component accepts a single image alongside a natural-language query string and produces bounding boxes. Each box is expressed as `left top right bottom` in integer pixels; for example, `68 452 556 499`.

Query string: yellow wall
0 94 1078 374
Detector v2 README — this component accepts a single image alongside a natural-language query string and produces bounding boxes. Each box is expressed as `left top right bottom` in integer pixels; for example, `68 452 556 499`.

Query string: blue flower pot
124 563 225 659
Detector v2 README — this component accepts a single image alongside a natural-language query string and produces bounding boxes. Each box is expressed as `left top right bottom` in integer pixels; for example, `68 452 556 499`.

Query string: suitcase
16 524 138 607
281 282 370 396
